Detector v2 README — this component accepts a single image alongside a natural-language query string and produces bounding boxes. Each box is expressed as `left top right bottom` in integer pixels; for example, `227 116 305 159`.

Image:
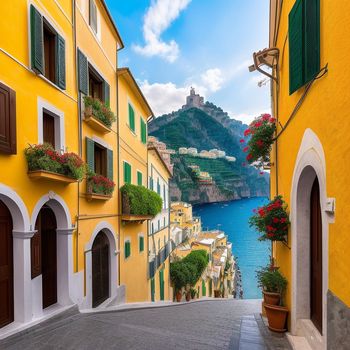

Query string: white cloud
201 68 224 92
133 0 192 62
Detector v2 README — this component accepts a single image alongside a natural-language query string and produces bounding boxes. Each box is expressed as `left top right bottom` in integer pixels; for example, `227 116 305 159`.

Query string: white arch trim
31 192 72 230
0 183 30 231
290 128 330 345
83 221 118 309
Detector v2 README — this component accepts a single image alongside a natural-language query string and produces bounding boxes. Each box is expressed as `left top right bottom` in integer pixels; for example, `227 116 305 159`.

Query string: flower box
86 174 115 201
86 192 112 201
28 170 77 184
121 214 153 223
84 111 112 134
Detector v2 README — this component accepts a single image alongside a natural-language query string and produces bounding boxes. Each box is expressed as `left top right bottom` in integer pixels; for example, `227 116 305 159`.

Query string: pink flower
243 147 249 153
259 172 264 175
270 117 276 123
246 154 253 161
240 139 245 143
244 129 251 137
262 114 271 121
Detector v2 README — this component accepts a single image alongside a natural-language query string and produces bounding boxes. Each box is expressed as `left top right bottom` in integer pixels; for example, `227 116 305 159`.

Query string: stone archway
290 129 329 346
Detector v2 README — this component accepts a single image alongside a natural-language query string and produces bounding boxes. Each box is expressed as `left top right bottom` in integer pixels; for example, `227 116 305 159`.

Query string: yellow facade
170 202 201 236
266 0 350 345
117 68 152 302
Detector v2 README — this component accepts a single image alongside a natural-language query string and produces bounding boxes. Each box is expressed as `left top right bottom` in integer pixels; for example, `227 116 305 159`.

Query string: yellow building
253 0 350 347
170 202 202 236
117 67 153 302
148 140 173 302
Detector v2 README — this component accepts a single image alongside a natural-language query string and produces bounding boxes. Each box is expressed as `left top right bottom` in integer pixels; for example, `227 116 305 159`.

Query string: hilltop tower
182 87 204 110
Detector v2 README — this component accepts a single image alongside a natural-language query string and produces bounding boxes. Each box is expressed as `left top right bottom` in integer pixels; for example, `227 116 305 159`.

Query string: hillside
149 92 269 204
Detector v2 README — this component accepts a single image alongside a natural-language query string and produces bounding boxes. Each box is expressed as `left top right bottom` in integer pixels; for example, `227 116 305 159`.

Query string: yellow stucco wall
270 0 350 314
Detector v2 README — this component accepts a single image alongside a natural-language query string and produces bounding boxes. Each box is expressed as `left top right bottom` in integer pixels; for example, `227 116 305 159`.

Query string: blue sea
193 197 270 299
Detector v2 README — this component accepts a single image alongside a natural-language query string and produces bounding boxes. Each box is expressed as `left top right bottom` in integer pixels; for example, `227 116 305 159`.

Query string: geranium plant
87 173 115 196
25 144 86 181
249 195 290 242
84 96 116 128
243 113 276 165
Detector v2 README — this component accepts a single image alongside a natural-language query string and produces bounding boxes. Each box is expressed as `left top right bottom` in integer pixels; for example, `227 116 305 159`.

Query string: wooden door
38 207 57 309
0 200 13 328
310 178 323 333
92 232 109 307
43 111 55 147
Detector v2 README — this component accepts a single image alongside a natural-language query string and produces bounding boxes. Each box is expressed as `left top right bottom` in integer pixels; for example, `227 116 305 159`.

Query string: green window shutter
304 0 320 83
78 49 88 95
139 236 144 252
151 278 155 302
103 81 110 107
30 5 44 74
289 0 304 95
124 162 131 184
128 104 135 132
159 270 164 301
202 280 206 297
86 137 95 172
137 171 143 186
56 35 66 90
107 149 113 180
125 241 130 258
140 119 147 144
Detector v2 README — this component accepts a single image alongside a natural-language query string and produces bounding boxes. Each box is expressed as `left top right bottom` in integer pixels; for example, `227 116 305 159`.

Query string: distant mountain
149 90 269 204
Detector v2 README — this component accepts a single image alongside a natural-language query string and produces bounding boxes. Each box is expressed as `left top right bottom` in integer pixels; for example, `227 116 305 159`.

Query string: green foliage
84 96 116 128
87 174 115 195
190 287 197 298
170 250 209 291
25 144 86 180
256 266 288 295
249 195 290 242
121 183 162 216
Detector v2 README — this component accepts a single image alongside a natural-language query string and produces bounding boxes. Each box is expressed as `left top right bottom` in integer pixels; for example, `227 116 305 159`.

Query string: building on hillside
117 67 153 303
252 0 350 346
170 202 202 237
182 87 204 110
148 136 175 174
210 149 226 158
225 156 236 162
148 138 173 302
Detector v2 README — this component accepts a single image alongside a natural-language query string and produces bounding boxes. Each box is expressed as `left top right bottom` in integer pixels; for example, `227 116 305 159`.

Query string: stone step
0 305 80 348
238 315 267 350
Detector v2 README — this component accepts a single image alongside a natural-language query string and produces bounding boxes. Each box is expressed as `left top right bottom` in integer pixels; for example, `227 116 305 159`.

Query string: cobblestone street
0 299 291 350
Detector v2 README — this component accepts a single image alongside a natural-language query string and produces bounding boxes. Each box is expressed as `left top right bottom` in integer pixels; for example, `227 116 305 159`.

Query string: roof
216 233 225 239
100 0 124 49
199 238 215 246
148 146 173 177
117 68 154 118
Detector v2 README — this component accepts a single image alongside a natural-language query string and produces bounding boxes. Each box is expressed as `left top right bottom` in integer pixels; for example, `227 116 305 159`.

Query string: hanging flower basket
249 196 290 242
243 114 276 166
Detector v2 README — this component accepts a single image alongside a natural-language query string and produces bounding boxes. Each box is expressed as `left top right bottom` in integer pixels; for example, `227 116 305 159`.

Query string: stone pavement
0 299 291 350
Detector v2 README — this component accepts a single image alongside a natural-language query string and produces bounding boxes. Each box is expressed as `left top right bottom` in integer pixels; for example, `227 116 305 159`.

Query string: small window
157 179 160 195
43 21 57 83
125 240 131 259
137 171 143 186
128 103 135 132
139 236 144 252
0 82 16 154
94 143 107 177
43 111 55 147
89 65 103 101
89 0 98 34
163 217 166 227
123 162 132 184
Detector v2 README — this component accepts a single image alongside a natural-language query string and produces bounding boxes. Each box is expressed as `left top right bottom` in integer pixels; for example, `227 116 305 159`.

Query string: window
30 5 66 89
89 0 98 34
0 82 16 154
86 138 113 179
137 171 143 186
149 177 154 191
140 118 147 144
123 162 132 184
139 236 144 252
157 179 160 195
43 111 55 147
289 0 320 94
163 217 166 227
89 65 103 101
128 103 135 132
163 184 166 209
124 240 131 259
151 223 154 234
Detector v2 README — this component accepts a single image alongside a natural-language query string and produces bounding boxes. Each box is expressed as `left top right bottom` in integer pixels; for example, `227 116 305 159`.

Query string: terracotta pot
263 291 281 306
185 291 191 302
175 291 182 302
264 304 288 333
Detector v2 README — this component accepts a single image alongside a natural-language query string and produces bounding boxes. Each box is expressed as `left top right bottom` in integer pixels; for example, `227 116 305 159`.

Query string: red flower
256 140 264 148
273 217 279 223
254 121 262 128
280 217 287 223
262 114 271 121
246 154 253 161
270 117 276 123
267 233 275 238
243 147 249 153
258 208 265 217
240 139 245 143
244 129 251 137
259 172 264 175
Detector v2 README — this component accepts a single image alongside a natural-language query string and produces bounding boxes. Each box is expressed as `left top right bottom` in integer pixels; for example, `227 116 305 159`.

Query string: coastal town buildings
254 0 350 347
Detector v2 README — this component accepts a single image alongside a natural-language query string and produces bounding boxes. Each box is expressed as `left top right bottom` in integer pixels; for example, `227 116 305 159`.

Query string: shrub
170 262 191 292
25 144 86 181
84 96 116 128
249 195 290 242
121 183 162 216
183 250 208 278
87 174 115 195
256 266 288 295
243 113 276 165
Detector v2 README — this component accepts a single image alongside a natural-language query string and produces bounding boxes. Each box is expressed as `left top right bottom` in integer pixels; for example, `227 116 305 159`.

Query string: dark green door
151 278 155 302
202 280 206 297
159 270 164 301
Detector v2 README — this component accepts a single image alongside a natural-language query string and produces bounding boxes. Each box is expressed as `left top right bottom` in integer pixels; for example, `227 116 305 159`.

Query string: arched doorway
92 231 110 307
310 178 322 333
0 200 14 328
34 206 57 309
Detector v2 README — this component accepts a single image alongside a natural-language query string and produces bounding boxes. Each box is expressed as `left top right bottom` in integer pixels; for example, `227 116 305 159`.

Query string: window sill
28 170 77 184
85 192 112 201
84 113 112 134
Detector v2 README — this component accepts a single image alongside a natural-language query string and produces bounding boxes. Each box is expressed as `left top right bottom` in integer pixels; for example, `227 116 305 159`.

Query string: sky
106 0 271 124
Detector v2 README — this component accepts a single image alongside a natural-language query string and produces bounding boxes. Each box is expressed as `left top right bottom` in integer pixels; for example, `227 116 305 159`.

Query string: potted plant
249 195 290 242
83 96 116 128
242 113 276 167
190 287 197 300
257 267 289 332
87 173 115 197
185 289 191 302
170 262 188 302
